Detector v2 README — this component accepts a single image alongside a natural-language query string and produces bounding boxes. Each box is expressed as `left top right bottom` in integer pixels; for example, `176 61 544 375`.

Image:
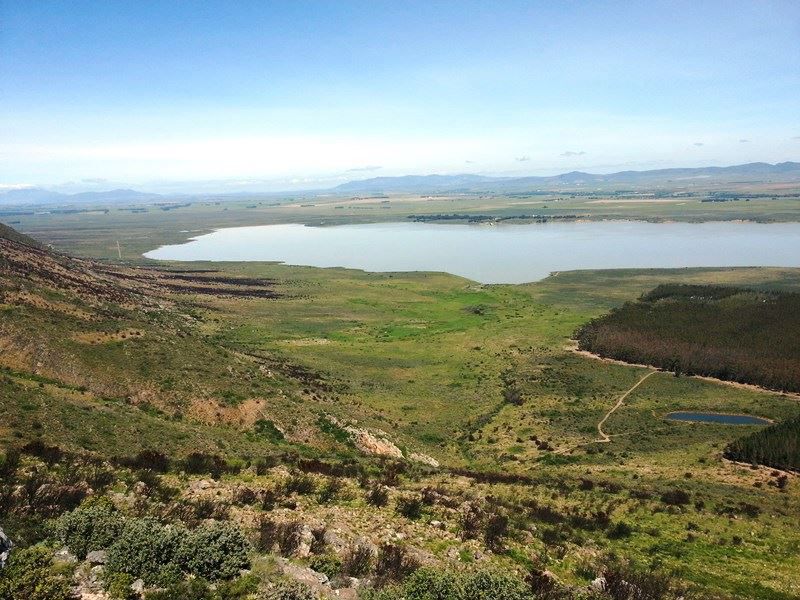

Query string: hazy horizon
2 1 799 193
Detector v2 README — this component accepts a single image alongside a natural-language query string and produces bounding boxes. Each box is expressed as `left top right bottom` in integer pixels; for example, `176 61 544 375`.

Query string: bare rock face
72 562 109 600
0 527 12 568
409 452 440 467
53 547 79 566
86 550 108 565
325 415 403 458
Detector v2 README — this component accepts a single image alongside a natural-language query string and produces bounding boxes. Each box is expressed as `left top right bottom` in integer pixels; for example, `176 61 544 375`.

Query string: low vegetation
1 223 800 599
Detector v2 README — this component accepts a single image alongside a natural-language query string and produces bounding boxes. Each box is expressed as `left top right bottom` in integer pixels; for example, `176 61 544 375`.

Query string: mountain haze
334 161 800 194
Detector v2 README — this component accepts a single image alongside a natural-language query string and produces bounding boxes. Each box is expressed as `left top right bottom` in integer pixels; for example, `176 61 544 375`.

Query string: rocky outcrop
0 527 12 568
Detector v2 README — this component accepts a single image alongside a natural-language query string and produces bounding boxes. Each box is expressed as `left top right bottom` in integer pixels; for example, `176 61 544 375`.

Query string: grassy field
4 190 800 261
1 212 799 598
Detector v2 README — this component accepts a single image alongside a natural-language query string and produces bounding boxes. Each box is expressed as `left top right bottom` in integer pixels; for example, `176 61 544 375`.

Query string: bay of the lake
144 220 800 284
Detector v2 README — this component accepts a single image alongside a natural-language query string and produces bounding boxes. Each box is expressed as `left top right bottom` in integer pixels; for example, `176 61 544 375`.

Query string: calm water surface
665 412 771 425
145 221 800 284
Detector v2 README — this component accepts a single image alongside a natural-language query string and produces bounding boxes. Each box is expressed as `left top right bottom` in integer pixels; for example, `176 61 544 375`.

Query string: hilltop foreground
0 223 799 600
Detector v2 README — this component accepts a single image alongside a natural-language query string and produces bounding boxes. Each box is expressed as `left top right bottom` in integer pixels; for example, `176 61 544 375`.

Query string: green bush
403 568 464 600
259 579 318 600
55 497 124 559
462 570 530 600
216 573 261 600
145 578 214 600
358 586 404 600
177 522 251 581
309 553 342 579
395 495 423 520
105 572 137 600
342 542 374 577
106 518 184 586
0 544 72 600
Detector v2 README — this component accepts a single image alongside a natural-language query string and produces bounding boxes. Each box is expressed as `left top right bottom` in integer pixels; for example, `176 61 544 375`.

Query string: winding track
595 369 657 442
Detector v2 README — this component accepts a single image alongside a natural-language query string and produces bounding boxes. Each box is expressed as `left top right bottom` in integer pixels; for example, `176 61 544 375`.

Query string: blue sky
1 0 799 192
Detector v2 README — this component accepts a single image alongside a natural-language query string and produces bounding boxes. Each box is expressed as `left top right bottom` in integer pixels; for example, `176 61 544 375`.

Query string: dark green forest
725 415 800 472
576 284 800 392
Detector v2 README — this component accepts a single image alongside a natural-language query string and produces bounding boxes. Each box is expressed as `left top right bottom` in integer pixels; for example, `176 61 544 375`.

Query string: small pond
665 412 771 425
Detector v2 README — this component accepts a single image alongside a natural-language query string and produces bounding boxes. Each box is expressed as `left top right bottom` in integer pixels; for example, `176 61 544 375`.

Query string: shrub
462 570 530 600
106 518 184 586
119 449 170 473
256 516 278 553
403 568 464 600
380 461 405 487
182 453 229 478
459 502 485 540
375 543 419 583
259 579 317 600
259 486 282 511
55 498 124 559
276 521 304 557
105 572 138 600
21 440 62 465
365 485 389 507
177 522 251 581
607 521 633 539
145 579 214 600
0 544 72 600
309 553 342 579
233 486 259 506
660 489 690 506
217 573 261 600
318 477 344 503
342 542 374 577
310 526 328 554
483 513 509 552
395 495 423 520
602 562 679 600
286 473 316 496
0 448 20 480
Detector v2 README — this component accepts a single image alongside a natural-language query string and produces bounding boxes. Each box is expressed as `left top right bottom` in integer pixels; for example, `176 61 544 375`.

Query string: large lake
144 221 800 284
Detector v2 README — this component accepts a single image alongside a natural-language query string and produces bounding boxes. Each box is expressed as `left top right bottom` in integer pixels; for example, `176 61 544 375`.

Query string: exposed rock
275 557 334 597
323 530 348 554
86 550 107 565
188 478 215 492
0 527 12 568
132 579 145 593
53 547 78 565
325 415 403 458
409 452 440 468
590 576 607 591
72 562 108 600
296 524 315 558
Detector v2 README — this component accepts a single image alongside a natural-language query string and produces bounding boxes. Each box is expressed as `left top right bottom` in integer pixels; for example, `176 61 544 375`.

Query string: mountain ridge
2 161 799 203
333 161 800 193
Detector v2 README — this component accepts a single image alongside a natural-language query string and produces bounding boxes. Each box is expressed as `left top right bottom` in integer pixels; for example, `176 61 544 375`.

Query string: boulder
0 527 12 568
53 547 78 565
590 576 607 591
86 550 108 565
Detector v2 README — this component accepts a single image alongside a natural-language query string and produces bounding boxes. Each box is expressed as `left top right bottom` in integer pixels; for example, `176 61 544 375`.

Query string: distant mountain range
0 188 162 206
2 162 799 204
333 161 800 194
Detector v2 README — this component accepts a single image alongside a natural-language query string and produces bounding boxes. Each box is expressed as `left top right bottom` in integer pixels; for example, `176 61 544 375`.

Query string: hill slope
335 162 800 193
